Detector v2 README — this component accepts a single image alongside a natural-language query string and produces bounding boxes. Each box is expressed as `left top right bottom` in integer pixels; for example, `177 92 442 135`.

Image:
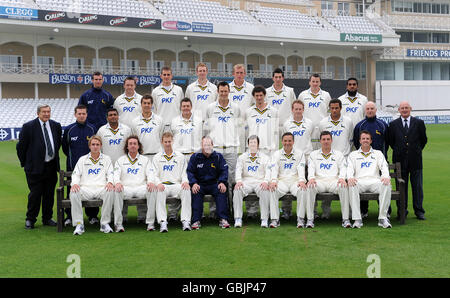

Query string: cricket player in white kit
307 131 350 229
97 108 132 164
338 78 368 128
233 135 272 228
152 66 184 128
298 74 332 149
130 94 163 223
269 132 307 228
113 76 142 128
70 136 115 235
185 63 218 121
266 68 296 126
347 130 392 229
152 132 192 232
113 136 155 232
229 64 254 154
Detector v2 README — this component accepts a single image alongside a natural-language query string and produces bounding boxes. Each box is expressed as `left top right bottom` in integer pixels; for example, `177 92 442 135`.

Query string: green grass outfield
1 124 449 278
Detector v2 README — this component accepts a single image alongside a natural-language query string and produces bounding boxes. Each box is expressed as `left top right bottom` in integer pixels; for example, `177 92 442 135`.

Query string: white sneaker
160 221 168 233
146 223 155 231
73 224 84 235
297 218 305 228
64 218 72 227
261 219 268 228
191 221 201 230
115 225 125 233
100 223 113 233
219 219 230 229
306 219 314 228
234 218 242 228
182 221 191 231
352 220 363 229
269 219 279 228
378 218 392 229
342 219 352 228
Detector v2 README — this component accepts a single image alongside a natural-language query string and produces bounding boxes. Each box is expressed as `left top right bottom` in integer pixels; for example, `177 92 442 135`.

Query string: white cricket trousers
114 185 151 226
308 178 349 220
155 184 191 223
70 186 114 226
349 178 392 220
270 180 307 221
233 182 270 220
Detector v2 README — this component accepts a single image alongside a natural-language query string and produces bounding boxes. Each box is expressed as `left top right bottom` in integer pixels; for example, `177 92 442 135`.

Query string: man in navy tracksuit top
78 72 115 132
353 101 390 217
61 105 98 225
187 136 231 229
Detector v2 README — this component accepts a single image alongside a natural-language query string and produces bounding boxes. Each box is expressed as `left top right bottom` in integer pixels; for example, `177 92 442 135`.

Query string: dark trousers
192 183 229 223
25 160 57 223
399 168 425 217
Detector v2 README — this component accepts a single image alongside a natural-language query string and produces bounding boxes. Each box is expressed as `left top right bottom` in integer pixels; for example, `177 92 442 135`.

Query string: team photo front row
69 129 393 235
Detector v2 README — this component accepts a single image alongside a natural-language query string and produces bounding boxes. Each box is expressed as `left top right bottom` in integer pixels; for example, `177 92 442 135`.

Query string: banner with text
340 33 382 43
162 20 213 33
406 49 450 58
0 6 38 20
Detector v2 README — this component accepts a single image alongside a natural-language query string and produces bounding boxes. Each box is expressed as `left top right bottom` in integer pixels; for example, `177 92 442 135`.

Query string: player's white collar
106 122 123 130
308 88 322 96
123 92 137 99
345 91 360 99
271 84 286 92
319 148 334 156
231 80 247 88
196 79 210 87
88 152 103 161
216 100 231 109
247 151 260 158
127 153 140 162
160 83 173 90
358 147 374 154
328 115 343 123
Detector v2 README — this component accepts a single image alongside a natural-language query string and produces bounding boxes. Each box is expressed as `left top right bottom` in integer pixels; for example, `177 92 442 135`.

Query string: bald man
388 101 427 220
353 101 389 218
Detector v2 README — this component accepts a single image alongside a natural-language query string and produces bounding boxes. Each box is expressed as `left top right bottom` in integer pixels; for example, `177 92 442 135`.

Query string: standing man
187 136 230 229
69 136 115 235
353 101 389 218
266 68 296 125
338 78 368 128
113 136 154 232
233 135 271 228
97 108 132 164
229 64 255 154
113 76 142 128
282 100 314 158
388 101 427 220
17 104 62 229
130 94 163 223
347 131 392 229
61 104 98 226
152 66 184 129
78 71 115 132
307 131 349 229
298 74 332 150
152 132 192 232
185 63 218 121
268 132 307 228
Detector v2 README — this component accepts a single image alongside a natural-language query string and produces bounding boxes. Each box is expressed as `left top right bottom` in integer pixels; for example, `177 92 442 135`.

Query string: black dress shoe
416 214 426 220
43 219 57 226
25 220 35 229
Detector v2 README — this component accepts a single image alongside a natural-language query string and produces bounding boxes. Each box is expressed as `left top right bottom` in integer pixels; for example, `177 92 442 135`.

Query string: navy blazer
388 116 427 171
16 118 62 175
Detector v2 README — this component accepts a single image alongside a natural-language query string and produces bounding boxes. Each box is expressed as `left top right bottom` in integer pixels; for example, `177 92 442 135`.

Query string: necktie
43 122 54 158
404 119 409 131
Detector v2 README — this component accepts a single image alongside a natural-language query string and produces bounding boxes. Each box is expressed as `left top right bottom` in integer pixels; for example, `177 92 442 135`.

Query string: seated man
70 136 115 235
347 130 392 229
233 135 271 228
152 132 191 232
187 136 230 229
269 132 307 228
113 135 155 233
307 131 349 229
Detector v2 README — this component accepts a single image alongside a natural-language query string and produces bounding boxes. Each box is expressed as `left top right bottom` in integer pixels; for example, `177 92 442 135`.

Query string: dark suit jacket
16 118 62 175
388 116 427 171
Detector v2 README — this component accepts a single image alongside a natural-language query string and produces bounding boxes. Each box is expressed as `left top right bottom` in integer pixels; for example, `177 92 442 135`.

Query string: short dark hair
272 67 284 78
161 66 172 74
320 130 332 139
180 97 192 108
347 77 358 85
107 108 119 115
329 98 342 109
252 85 266 96
124 76 137 85
309 73 321 81
359 130 372 140
141 94 153 104
124 135 143 155
217 81 230 90
281 132 294 140
92 71 102 78
74 104 87 114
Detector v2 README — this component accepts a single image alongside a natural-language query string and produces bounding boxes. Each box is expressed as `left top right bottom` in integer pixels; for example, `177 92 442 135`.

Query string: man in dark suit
17 104 62 229
388 101 427 220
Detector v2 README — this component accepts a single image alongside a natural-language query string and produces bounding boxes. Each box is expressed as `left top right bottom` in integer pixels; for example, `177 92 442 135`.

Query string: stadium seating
249 6 334 31
0 98 78 128
0 0 38 8
325 16 383 34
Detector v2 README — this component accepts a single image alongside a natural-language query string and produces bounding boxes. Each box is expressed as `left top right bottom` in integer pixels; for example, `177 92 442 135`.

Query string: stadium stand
325 15 384 34
0 0 38 8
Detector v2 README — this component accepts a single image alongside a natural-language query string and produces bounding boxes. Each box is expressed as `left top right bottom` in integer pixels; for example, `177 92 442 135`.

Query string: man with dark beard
338 78 368 128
